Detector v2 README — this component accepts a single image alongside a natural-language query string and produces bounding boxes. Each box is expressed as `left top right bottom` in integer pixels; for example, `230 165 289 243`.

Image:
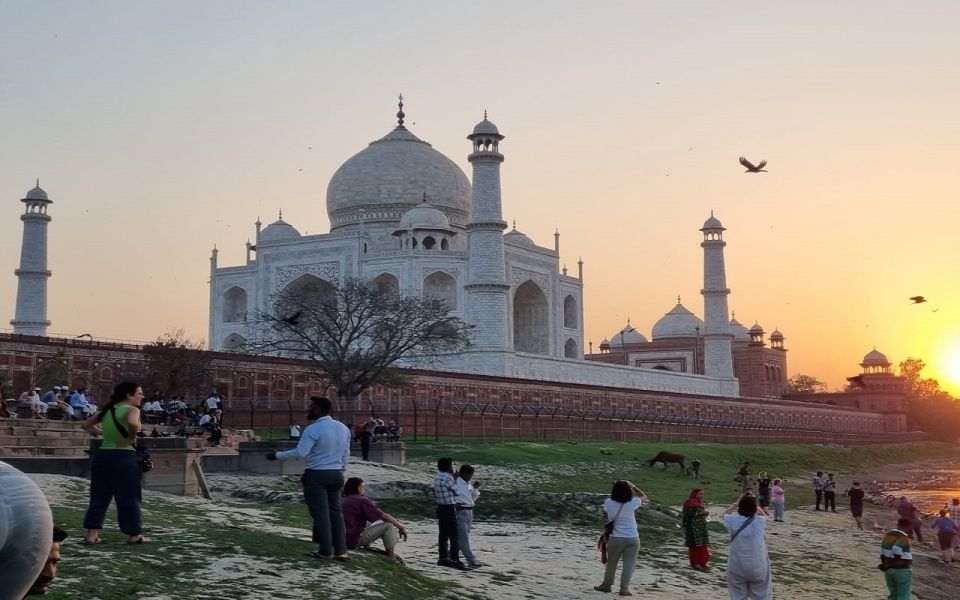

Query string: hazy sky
2 1 958 393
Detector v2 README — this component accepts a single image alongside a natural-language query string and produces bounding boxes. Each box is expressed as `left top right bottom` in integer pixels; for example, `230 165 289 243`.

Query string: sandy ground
29 458 960 600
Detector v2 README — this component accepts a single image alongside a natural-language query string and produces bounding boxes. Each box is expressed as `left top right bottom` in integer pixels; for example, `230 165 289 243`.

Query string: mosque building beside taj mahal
209 100 768 399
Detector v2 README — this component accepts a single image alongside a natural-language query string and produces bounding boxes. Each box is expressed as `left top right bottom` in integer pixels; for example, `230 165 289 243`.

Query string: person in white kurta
723 495 772 600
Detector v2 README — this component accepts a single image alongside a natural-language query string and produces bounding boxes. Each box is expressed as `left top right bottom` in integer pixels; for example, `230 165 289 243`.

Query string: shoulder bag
597 503 627 564
729 515 755 543
109 407 154 472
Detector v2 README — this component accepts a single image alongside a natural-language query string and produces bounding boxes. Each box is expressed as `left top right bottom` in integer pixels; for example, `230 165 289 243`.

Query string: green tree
899 357 960 440
785 373 827 394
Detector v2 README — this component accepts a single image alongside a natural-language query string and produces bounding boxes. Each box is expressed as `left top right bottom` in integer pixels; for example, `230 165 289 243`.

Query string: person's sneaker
467 563 482 569
447 560 468 570
437 559 451 566
618 589 633 597
593 584 612 592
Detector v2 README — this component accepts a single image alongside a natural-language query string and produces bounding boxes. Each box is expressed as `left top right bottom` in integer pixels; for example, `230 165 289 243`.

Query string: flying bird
281 311 302 326
909 296 926 304
739 156 768 173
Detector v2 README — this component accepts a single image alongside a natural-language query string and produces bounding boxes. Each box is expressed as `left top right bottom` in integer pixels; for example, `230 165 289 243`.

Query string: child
770 478 786 522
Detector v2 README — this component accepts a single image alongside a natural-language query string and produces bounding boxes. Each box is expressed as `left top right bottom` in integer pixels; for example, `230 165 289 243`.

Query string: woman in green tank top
81 382 150 544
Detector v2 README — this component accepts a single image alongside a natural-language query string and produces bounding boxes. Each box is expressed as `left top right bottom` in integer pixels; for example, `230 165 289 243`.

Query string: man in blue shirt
268 396 352 560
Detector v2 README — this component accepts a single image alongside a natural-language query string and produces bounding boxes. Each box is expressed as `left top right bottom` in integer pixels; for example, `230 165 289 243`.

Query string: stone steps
0 436 87 448
0 446 90 457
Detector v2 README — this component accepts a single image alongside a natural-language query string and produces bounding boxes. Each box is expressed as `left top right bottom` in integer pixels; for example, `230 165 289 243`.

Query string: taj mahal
207 100 745 398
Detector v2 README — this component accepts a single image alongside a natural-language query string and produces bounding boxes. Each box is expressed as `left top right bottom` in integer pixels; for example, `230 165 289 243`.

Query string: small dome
701 213 724 230
609 325 648 346
24 183 48 201
599 338 610 348
259 218 301 243
395 200 451 232
729 317 751 342
770 329 784 340
505 227 536 247
471 117 501 136
652 303 704 340
862 349 890 366
749 322 765 334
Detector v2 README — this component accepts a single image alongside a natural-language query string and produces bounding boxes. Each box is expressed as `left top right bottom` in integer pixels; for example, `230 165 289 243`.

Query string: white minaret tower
700 212 734 378
11 181 53 336
464 113 510 350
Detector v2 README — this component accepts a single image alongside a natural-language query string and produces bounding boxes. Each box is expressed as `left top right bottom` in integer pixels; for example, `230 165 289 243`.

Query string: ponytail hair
94 381 140 423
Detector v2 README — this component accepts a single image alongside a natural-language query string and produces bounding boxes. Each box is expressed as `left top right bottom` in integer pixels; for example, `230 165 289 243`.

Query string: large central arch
513 280 549 355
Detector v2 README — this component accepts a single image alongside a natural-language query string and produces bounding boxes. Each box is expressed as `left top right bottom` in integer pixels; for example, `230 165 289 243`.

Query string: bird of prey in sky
739 156 768 173
909 296 927 304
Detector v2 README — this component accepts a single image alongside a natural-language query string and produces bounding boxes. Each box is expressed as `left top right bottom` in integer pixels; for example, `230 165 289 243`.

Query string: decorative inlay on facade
512 268 550 293
274 262 340 290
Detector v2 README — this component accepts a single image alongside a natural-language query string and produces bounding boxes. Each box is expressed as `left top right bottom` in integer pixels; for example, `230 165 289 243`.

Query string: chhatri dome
326 96 471 232
259 213 301 244
861 349 890 366
395 197 452 231
25 180 49 201
609 321 648 346
729 314 751 342
504 221 536 247
651 299 704 340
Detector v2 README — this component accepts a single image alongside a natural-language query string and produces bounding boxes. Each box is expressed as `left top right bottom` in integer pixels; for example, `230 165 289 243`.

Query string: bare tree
143 328 215 399
248 277 472 426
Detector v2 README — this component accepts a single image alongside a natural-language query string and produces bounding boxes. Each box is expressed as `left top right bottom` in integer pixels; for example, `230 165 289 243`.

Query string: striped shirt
434 471 458 505
880 529 913 567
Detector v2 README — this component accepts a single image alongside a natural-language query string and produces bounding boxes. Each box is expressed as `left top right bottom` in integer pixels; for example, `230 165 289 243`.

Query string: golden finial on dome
397 94 405 128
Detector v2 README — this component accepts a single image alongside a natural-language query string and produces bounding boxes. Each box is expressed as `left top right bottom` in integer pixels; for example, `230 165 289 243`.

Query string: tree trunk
339 391 357 429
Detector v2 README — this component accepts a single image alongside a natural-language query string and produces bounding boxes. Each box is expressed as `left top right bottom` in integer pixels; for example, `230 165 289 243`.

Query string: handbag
109 407 154 472
597 503 627 564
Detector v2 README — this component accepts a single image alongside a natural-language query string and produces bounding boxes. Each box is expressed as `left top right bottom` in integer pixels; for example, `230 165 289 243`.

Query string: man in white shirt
205 393 221 411
454 464 481 569
267 396 352 560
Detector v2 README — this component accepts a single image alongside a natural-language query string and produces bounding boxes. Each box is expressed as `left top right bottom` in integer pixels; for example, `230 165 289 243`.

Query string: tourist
681 488 711 570
80 381 150 544
454 464 481 569
879 518 914 600
755 472 771 510
933 509 957 563
896 497 924 542
723 494 771 600
433 457 465 569
359 426 373 461
22 388 48 418
341 477 407 564
267 396 351 560
205 391 221 412
812 471 824 511
25 527 67 597
844 482 865 530
44 386 74 420
770 479 785 522
736 462 751 493
594 480 647 597
948 498 960 550
207 409 223 446
823 473 837 512
0 461 54 600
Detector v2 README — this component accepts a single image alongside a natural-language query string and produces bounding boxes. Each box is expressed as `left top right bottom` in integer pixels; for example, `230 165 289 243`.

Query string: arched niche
223 333 247 352
564 337 578 358
372 273 400 298
223 286 248 323
423 271 457 310
563 295 578 328
513 280 549 355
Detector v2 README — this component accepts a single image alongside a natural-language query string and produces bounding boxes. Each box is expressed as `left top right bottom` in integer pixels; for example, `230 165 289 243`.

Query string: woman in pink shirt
770 479 786 522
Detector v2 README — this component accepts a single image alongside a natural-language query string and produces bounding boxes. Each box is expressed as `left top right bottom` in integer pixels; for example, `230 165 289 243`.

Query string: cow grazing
647 451 686 473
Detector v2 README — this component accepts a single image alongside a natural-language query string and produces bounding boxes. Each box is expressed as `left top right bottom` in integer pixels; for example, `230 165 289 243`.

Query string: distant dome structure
729 315 751 342
504 222 536 247
395 198 453 232
651 301 704 340
24 181 48 201
471 115 500 136
609 323 648 346
770 329 784 340
861 348 892 374
702 212 724 230
259 217 301 243
326 104 472 232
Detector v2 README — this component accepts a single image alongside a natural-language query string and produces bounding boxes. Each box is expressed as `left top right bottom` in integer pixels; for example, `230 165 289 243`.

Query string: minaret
208 245 218 349
11 181 53 336
700 212 734 378
464 113 510 350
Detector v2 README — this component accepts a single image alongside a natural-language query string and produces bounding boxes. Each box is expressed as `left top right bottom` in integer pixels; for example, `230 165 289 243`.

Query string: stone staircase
0 419 91 458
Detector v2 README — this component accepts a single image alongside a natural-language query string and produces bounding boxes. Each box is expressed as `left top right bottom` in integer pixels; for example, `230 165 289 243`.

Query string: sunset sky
1 1 958 394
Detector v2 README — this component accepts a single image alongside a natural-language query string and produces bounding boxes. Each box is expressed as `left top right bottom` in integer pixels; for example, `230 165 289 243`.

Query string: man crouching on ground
267 396 352 561
341 477 408 564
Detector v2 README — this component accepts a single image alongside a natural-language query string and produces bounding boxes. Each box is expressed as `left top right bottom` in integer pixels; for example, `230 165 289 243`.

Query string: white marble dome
702 213 724 230
471 117 501 136
609 325 648 346
729 317 751 342
397 200 451 231
862 349 890 366
770 329 784 340
652 303 704 340
504 226 536 247
259 218 301 243
24 183 48 201
326 126 471 232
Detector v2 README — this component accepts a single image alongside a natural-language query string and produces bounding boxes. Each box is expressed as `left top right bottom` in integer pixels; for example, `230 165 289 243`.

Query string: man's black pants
436 504 459 562
824 491 836 511
815 489 823 510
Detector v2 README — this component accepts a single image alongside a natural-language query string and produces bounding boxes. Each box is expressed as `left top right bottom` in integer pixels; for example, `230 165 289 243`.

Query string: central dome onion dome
652 302 704 340
259 217 301 244
729 316 751 342
609 324 648 346
326 124 472 232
